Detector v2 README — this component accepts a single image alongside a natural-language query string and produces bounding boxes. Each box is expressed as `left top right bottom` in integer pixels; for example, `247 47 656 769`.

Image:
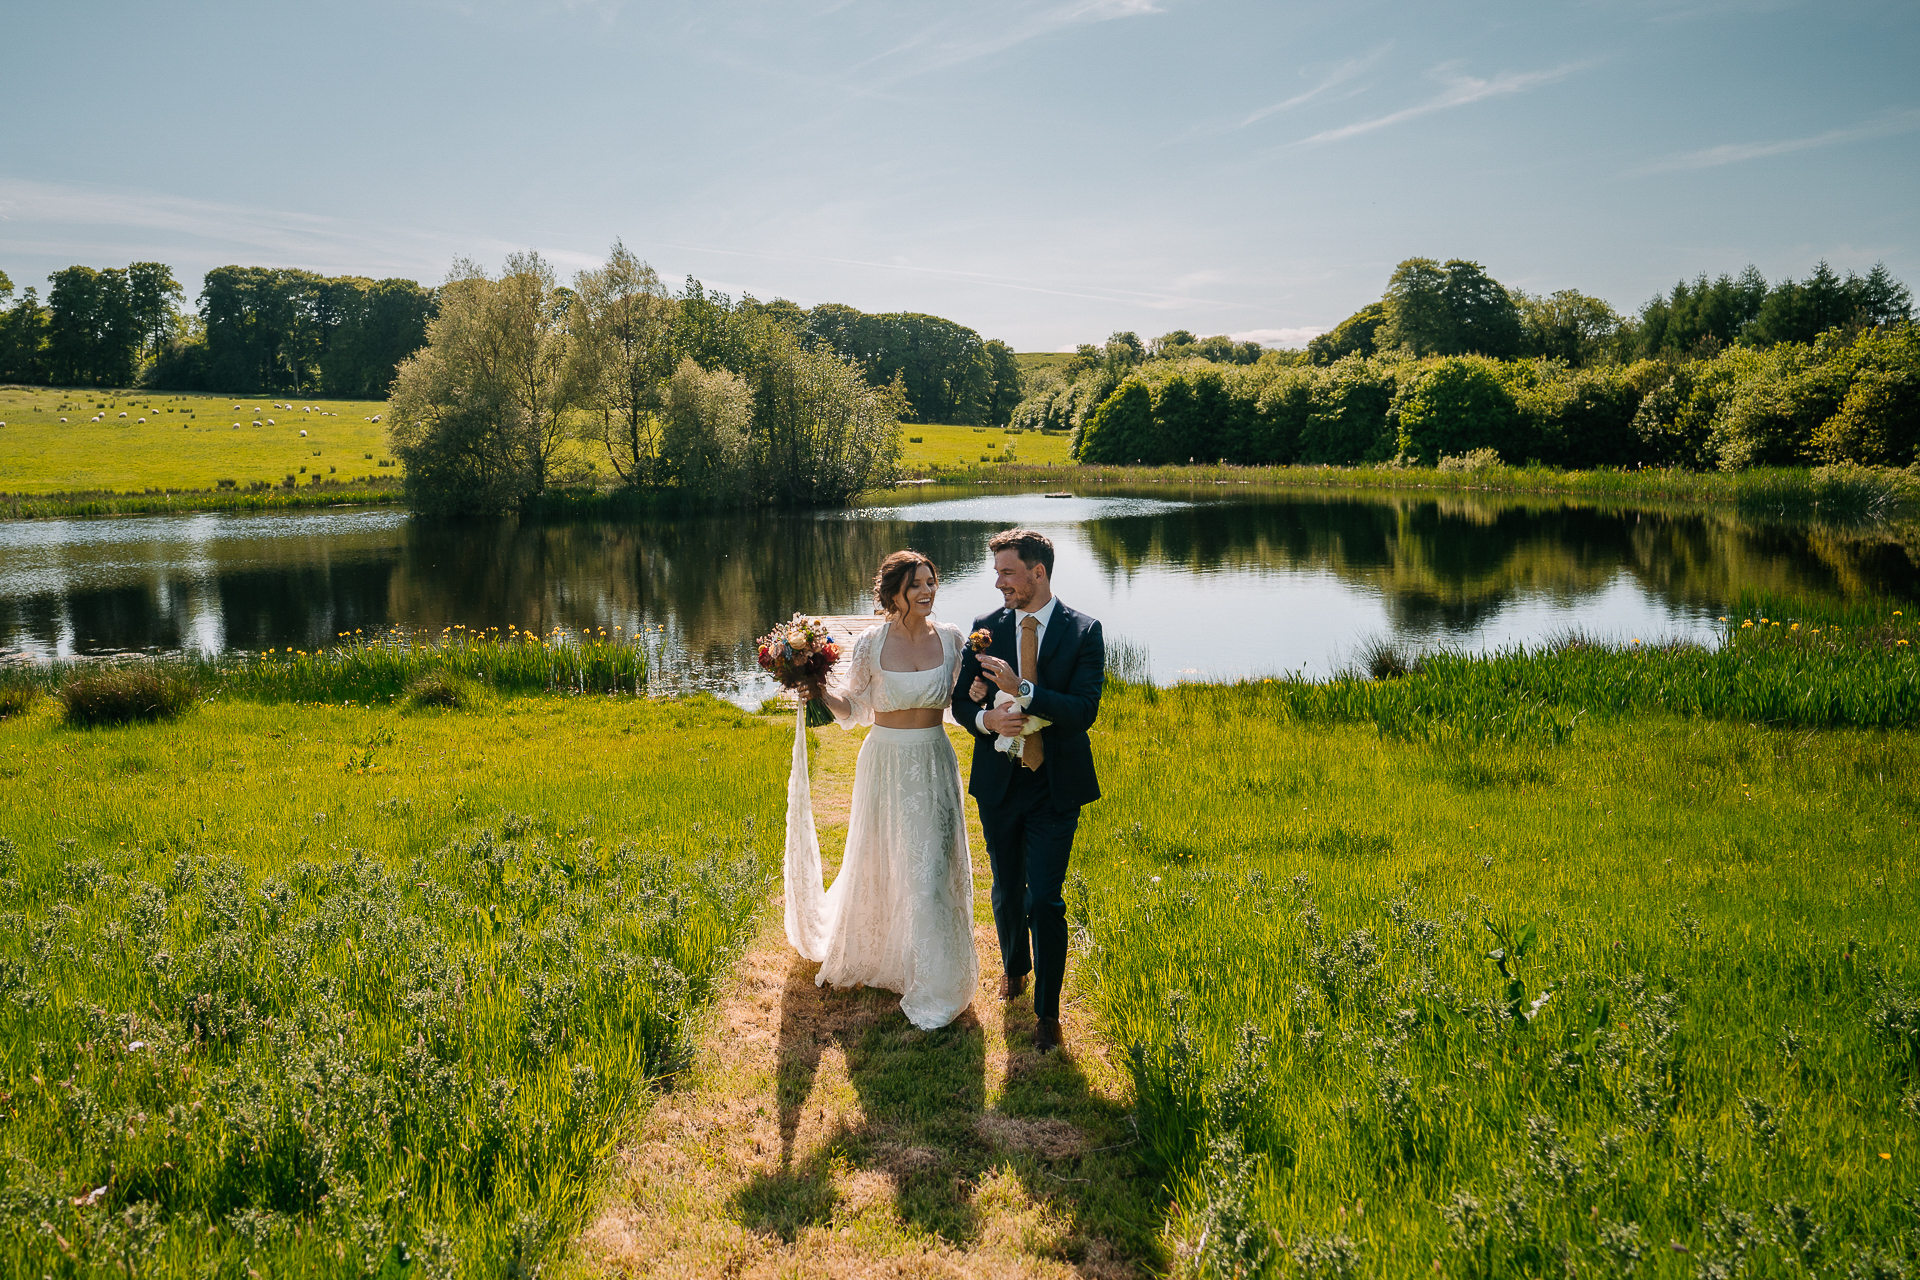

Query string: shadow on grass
729 951 1158 1268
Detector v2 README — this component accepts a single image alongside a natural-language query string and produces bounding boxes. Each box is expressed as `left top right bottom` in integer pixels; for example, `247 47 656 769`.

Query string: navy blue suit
951 601 1104 1021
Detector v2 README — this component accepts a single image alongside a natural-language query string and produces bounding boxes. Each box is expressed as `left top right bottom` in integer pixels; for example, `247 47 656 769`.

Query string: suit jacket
951 600 1104 811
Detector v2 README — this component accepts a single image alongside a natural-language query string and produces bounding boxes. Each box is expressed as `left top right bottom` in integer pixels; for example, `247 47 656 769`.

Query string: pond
2 484 1916 704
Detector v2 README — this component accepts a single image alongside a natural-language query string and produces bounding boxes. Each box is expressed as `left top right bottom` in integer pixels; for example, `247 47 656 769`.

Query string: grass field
0 689 782 1278
0 387 396 495
901 422 1075 471
1068 621 1920 1276
0 615 1916 1275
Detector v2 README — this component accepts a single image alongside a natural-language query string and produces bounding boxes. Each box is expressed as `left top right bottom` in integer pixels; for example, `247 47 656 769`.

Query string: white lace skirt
784 720 979 1030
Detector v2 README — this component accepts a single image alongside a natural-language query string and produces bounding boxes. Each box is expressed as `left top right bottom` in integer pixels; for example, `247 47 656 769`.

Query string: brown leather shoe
1034 1017 1062 1053
999 972 1027 1001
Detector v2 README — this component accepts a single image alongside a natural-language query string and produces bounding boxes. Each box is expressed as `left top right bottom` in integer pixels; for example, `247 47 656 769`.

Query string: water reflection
1 486 1915 701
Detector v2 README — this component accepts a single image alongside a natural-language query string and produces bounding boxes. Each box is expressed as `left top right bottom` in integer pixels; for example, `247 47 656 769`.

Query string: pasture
902 421 1075 471
0 388 395 495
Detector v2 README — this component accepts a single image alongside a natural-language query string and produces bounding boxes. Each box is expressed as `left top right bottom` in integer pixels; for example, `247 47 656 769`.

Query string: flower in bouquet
756 613 841 699
968 628 994 652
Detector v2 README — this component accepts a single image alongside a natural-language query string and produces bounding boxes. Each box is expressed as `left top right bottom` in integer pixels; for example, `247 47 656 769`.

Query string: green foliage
1307 303 1386 365
1295 356 1402 464
0 696 778 1276
983 338 1023 425
1078 664 1918 1274
802 305 994 424
1396 357 1522 464
58 669 196 727
185 265 434 397
1515 290 1631 367
1379 259 1522 359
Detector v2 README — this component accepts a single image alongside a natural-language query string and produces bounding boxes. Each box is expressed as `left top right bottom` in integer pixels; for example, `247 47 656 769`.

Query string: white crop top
829 620 963 727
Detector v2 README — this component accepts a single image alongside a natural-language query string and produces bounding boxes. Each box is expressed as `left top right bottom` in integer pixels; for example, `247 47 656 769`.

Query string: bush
58 669 195 726
1298 356 1400 464
1395 357 1522 464
0 686 41 719
405 672 474 709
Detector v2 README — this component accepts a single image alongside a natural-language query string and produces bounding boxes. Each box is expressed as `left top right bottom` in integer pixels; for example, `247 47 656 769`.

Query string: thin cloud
1241 47 1389 127
1231 326 1326 348
1638 108 1920 173
0 178 600 281
859 0 1160 84
1296 61 1588 146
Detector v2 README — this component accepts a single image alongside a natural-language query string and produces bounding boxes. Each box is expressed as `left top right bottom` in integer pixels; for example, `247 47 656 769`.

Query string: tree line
0 263 435 397
389 246 923 513
1012 257 1916 472
0 260 1020 429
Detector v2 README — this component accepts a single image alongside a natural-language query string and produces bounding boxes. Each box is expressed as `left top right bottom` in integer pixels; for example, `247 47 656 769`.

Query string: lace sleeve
829 622 884 729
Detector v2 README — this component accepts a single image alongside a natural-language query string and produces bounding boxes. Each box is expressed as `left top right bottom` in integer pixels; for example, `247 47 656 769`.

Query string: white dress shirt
974 595 1059 734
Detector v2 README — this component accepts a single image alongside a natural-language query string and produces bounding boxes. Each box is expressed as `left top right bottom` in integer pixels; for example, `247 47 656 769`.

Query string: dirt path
574 722 1159 1278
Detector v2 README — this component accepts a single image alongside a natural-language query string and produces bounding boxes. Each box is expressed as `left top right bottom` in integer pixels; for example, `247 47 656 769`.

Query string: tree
1637 267 1769 356
1517 290 1628 366
660 357 754 501
1395 357 1523 463
46 266 138 386
1307 304 1385 364
0 287 49 384
1104 330 1145 373
1150 330 1196 358
754 327 906 506
312 276 434 398
1442 260 1522 357
126 262 184 363
387 254 576 513
801 305 993 423
1377 258 1454 356
201 266 326 392
0 269 12 306
984 339 1022 425
570 242 676 485
490 251 574 496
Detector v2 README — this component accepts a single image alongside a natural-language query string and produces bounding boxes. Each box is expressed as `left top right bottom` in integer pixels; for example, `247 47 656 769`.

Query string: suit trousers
978 761 1081 1022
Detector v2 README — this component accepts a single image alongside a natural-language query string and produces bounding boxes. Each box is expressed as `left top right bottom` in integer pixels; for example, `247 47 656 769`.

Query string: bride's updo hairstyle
874 550 938 618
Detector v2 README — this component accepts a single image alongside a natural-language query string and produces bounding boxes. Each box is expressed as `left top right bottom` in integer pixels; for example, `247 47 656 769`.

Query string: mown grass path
574 720 1160 1278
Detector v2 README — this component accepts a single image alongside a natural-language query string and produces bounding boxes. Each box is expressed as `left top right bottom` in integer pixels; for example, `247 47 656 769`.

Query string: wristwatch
1018 679 1034 699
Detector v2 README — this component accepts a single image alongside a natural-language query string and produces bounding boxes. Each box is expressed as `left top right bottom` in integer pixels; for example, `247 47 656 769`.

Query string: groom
953 529 1104 1053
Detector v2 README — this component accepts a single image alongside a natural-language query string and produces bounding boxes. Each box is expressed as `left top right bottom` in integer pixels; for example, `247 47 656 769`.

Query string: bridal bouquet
756 614 841 701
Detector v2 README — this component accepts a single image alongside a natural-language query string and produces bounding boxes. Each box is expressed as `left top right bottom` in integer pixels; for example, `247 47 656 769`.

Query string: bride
782 550 979 1030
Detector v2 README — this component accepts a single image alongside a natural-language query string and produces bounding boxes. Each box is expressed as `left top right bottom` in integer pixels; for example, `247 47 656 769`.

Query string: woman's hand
968 676 989 702
977 654 1020 696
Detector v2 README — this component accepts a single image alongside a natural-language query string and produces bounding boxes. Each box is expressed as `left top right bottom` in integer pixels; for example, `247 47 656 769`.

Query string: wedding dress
783 619 980 1030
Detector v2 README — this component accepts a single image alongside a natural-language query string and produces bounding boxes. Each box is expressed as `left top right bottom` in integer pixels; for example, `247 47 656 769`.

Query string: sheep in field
267 419 275 425
118 412 127 418
300 429 308 437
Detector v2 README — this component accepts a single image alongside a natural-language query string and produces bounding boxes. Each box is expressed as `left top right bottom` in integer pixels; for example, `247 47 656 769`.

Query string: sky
2 0 1916 351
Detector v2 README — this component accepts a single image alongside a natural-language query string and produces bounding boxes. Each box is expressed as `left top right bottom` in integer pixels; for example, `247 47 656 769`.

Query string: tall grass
1070 686 1919 1278
0 483 403 520
1104 605 1919 742
0 626 655 706
0 695 784 1277
911 459 1919 523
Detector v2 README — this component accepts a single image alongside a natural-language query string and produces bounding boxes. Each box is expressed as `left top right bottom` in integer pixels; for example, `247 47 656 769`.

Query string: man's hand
978 654 1021 696
982 704 1028 736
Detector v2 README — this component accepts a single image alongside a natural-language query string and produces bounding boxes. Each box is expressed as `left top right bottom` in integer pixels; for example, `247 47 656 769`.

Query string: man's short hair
987 528 1054 578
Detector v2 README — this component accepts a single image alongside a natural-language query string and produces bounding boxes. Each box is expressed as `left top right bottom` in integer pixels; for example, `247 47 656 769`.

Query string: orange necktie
1020 615 1044 770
